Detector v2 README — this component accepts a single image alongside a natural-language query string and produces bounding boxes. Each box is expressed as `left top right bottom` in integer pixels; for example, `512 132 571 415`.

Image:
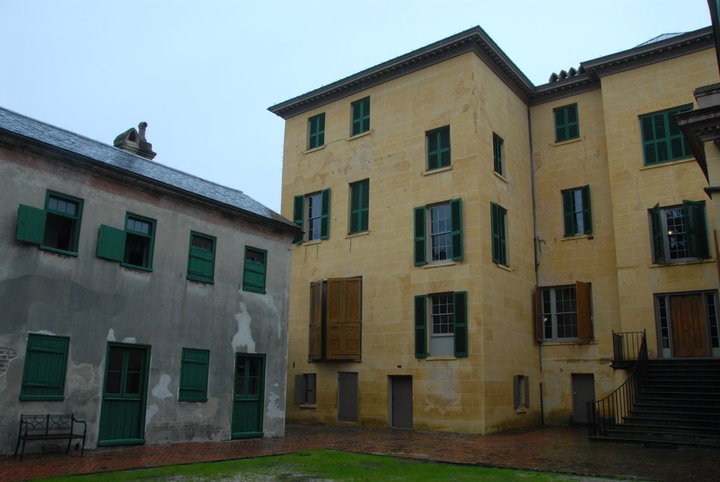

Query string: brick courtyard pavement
1 423 718 481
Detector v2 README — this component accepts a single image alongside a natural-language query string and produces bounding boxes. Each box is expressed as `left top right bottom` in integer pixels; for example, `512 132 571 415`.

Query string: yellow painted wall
280 43 719 433
530 88 621 423
281 52 539 434
600 50 719 353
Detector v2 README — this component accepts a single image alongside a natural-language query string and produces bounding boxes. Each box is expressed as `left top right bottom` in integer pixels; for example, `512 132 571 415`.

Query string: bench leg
65 436 72 454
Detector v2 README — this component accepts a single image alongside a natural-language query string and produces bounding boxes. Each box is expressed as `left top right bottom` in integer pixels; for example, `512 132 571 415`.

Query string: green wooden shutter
414 295 427 359
360 180 369 232
581 185 592 235
562 189 575 236
179 348 209 402
554 108 565 142
320 189 331 240
567 104 579 139
187 234 215 283
684 200 710 259
16 204 46 245
427 131 439 170
293 195 304 243
20 334 69 400
97 224 125 262
451 198 463 261
413 207 427 266
649 204 665 263
453 291 468 358
491 202 501 263
243 248 267 293
349 183 360 234
349 180 369 234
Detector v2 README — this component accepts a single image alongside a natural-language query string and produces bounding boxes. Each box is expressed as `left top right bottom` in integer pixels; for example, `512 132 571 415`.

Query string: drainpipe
528 106 545 424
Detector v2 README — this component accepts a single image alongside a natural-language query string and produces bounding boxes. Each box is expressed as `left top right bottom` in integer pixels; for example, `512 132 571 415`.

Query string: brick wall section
0 347 17 375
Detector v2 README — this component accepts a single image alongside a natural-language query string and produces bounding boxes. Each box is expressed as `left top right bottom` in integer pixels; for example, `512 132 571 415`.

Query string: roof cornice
270 26 716 115
268 26 534 119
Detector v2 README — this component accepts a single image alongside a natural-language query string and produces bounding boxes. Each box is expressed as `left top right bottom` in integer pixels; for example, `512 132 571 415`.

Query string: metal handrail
588 330 648 438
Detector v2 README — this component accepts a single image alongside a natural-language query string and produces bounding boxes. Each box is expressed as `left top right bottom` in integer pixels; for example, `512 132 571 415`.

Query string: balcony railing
611 330 647 368
588 331 648 439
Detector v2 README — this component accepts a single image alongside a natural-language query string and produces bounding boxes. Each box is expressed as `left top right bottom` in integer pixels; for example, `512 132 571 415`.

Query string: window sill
515 408 528 414
179 398 208 403
305 145 326 154
494 262 512 272
425 356 457 361
540 339 596 346
121 263 153 273
423 165 452 176
242 286 266 294
40 246 79 257
300 239 322 247
493 171 509 183
422 260 456 269
650 258 714 268
346 230 370 239
640 157 695 171
561 234 593 241
553 137 581 147
187 277 214 285
299 403 317 409
19 395 65 401
348 130 371 141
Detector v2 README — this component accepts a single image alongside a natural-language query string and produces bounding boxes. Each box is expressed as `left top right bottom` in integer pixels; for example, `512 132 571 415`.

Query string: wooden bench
14 414 86 461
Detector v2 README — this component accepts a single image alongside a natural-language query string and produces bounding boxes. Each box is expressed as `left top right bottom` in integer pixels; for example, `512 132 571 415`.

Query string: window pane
431 294 454 335
43 213 76 251
191 235 213 251
430 204 451 261
664 207 688 259
306 193 322 240
125 233 151 267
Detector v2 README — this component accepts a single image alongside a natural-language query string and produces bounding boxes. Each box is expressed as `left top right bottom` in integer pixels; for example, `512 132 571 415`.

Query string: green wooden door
231 354 264 439
98 344 150 445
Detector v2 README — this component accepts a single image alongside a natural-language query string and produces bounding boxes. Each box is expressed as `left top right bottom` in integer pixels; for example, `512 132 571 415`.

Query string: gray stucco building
0 107 299 454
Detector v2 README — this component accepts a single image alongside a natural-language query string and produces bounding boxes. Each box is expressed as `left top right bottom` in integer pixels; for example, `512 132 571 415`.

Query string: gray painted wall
0 145 293 454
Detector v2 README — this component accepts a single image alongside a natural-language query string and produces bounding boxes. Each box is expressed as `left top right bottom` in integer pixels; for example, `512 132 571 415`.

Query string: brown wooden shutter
576 281 593 343
534 287 543 343
325 277 362 361
308 281 323 361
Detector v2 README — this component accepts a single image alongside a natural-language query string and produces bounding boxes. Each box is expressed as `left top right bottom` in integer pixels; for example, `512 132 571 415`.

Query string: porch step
592 359 720 447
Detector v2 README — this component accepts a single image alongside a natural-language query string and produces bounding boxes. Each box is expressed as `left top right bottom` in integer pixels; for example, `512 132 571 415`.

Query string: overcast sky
0 0 714 213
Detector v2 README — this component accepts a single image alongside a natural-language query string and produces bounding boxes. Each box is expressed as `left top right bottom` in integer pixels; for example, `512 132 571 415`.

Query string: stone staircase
599 359 720 447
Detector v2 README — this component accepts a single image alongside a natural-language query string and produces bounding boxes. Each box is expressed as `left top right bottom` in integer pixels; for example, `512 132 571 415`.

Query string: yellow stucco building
269 26 720 435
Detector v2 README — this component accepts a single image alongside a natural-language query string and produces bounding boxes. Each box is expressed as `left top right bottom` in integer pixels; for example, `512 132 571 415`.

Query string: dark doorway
98 343 150 445
571 374 595 424
231 354 265 438
338 372 358 422
390 376 412 429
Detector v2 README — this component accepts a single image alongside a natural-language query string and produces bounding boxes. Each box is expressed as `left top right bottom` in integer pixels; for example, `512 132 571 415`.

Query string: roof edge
268 26 535 119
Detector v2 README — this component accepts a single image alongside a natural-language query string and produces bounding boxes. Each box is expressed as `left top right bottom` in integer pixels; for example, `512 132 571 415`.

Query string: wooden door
338 372 358 422
98 344 149 445
671 294 710 357
390 376 413 429
571 374 595 425
231 354 264 439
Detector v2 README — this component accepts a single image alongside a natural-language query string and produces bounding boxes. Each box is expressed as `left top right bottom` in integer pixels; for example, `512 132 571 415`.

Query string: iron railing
588 330 648 438
611 330 647 368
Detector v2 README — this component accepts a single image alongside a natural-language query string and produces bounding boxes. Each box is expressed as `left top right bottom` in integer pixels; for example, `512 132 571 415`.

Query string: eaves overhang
270 26 716 116
268 26 535 119
0 108 301 238
581 26 714 78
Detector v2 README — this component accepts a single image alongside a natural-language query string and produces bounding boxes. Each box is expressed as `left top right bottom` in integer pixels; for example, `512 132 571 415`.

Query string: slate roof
0 106 297 233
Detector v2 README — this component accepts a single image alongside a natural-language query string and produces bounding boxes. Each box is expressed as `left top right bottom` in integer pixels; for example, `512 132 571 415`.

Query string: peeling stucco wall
0 145 293 454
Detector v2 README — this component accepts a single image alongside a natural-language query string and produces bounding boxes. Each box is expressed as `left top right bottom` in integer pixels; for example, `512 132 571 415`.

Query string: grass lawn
45 449 625 481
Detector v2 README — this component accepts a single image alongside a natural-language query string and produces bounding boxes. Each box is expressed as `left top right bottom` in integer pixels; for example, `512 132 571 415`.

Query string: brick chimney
114 121 157 159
